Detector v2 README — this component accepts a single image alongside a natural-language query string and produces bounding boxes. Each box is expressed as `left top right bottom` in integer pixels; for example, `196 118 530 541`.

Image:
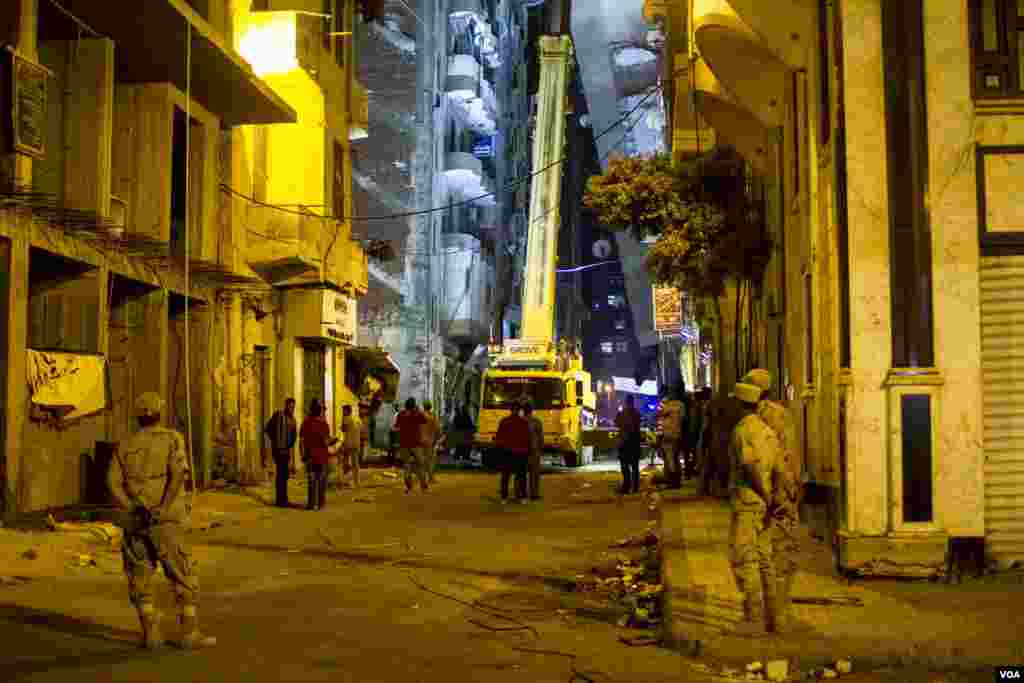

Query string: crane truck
472 25 597 467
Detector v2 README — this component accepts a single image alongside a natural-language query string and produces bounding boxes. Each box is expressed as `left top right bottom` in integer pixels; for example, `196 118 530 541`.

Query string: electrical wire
218 64 681 225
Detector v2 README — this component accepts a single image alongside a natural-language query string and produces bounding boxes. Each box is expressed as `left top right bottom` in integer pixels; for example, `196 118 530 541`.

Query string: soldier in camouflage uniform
727 381 783 636
742 369 803 633
107 392 216 650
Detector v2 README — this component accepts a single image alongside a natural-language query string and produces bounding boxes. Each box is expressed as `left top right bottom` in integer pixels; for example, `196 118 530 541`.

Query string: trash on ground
618 634 659 647
834 660 852 674
747 662 764 673
21 549 39 560
821 669 838 679
765 660 788 682
69 553 97 568
792 596 863 607
353 496 375 503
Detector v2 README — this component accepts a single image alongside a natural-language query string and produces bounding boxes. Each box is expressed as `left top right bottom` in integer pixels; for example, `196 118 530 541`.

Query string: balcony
443 153 496 208
692 0 788 130
715 0 815 71
58 0 296 125
692 60 775 175
441 233 491 346
244 204 323 284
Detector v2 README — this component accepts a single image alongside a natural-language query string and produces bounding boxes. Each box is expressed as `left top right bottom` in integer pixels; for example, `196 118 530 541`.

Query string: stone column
136 289 169 405
189 304 214 488
1 219 29 519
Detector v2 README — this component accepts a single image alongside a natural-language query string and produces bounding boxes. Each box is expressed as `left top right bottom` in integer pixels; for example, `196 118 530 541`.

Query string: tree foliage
583 150 772 299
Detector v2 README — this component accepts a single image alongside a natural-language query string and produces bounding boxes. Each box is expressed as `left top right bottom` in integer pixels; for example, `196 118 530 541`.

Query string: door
302 344 326 417
980 254 1024 567
252 347 269 467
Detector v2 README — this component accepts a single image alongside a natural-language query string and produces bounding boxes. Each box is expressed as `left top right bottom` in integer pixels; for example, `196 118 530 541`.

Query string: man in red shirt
395 398 429 493
495 402 531 504
300 399 336 510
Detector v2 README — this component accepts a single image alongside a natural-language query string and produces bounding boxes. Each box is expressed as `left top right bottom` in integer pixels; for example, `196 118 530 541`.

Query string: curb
655 496 1013 674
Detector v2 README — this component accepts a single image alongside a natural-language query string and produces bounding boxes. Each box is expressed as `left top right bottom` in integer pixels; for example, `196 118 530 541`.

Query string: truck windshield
483 377 564 409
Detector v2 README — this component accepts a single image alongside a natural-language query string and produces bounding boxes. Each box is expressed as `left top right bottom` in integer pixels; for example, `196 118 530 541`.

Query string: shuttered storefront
980 254 1024 567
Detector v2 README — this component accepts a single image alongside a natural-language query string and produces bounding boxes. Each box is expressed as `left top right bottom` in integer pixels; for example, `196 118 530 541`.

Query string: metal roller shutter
980 254 1024 567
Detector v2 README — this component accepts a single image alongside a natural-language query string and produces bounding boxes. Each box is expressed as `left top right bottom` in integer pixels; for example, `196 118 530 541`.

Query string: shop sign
322 290 356 344
7 48 50 159
652 285 682 332
472 135 495 158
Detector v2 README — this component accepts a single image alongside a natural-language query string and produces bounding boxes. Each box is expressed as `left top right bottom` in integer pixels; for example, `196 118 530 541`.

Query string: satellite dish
579 114 591 128
592 239 613 259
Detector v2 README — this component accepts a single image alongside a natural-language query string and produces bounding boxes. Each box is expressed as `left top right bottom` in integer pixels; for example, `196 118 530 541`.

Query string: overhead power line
221 64 682 224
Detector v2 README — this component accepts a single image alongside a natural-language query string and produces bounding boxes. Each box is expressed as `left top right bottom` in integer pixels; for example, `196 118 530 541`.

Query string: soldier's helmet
733 382 763 406
741 369 772 392
135 392 164 418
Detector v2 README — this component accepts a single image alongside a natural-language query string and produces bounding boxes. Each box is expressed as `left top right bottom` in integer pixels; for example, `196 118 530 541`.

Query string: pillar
1 0 38 187
190 304 214 488
136 289 169 411
1 222 29 518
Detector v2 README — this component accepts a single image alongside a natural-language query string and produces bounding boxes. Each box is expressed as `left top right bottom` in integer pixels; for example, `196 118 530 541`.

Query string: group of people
263 397 371 510
390 398 444 493
493 400 545 503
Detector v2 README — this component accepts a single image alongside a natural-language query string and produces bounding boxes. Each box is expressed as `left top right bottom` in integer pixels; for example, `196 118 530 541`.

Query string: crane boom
514 34 574 360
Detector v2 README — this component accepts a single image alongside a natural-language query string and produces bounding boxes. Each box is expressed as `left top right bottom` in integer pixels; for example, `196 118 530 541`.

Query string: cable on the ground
404 572 618 683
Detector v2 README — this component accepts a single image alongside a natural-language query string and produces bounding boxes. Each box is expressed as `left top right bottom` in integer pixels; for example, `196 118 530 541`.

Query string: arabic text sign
652 286 682 332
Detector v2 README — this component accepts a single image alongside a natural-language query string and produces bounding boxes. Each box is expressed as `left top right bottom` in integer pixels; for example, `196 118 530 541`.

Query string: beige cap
135 392 164 418
734 382 763 405
742 369 772 392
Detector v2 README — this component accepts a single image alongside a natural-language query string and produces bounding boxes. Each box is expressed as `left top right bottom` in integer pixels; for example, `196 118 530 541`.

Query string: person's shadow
0 603 180 676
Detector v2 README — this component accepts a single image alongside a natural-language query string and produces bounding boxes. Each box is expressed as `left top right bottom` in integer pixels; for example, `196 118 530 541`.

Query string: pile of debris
574 524 663 630
690 659 856 682
46 514 122 551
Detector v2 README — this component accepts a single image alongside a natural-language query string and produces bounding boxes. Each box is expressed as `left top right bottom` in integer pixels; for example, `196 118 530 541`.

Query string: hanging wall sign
7 48 50 159
321 290 357 344
652 285 683 332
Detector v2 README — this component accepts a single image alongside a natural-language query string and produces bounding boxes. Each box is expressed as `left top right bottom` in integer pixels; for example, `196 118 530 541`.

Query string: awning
58 0 297 125
346 346 401 403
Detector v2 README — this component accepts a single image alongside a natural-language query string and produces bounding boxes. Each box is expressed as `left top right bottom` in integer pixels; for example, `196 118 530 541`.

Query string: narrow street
1 465 706 683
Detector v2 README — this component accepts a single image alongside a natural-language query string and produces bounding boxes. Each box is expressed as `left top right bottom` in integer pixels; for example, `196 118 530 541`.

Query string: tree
583 148 773 384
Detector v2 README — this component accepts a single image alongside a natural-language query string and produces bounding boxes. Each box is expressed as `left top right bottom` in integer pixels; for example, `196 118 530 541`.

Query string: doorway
302 344 326 417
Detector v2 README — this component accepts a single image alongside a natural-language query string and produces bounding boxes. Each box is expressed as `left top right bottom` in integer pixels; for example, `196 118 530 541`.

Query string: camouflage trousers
770 501 800 579
729 490 775 613
122 522 199 607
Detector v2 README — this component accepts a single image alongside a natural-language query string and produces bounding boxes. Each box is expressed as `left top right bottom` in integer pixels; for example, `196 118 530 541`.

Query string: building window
600 341 614 354
615 341 629 353
969 0 1024 97
607 293 625 308
333 140 346 222
614 319 626 330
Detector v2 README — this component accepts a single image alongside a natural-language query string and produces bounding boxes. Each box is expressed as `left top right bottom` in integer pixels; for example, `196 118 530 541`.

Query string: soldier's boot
764 574 785 634
732 580 768 637
136 602 164 649
172 605 217 650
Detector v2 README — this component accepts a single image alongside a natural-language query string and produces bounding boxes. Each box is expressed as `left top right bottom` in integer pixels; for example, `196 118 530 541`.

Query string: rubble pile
574 523 663 630
690 659 856 682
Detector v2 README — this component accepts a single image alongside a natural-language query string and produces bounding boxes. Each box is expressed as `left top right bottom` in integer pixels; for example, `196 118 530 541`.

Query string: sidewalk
657 485 1024 673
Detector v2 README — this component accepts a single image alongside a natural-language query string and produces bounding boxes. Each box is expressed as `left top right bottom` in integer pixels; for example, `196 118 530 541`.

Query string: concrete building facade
645 0 1024 573
0 0 373 517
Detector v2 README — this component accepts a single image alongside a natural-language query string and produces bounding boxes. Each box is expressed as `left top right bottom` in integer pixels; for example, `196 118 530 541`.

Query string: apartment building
646 0 1022 573
0 0 375 517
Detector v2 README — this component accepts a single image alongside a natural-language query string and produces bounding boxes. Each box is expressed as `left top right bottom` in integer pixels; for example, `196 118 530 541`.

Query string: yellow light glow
239 13 299 77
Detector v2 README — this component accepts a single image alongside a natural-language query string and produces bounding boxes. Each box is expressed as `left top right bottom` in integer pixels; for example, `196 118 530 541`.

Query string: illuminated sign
652 285 682 332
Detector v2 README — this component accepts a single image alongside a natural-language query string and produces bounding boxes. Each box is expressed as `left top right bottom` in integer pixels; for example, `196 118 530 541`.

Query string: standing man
300 399 334 510
452 404 475 462
742 368 802 633
495 402 530 504
107 392 216 650
264 397 298 508
727 381 782 636
421 400 442 484
396 398 429 493
615 396 643 495
656 387 685 489
523 400 544 500
340 405 362 490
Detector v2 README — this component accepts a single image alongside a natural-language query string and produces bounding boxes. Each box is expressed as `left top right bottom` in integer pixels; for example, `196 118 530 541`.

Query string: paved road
1 466 709 682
